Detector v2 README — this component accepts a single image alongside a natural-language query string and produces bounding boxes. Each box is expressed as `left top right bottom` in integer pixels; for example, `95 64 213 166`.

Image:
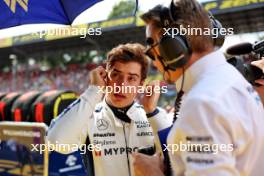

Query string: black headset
152 1 225 71
208 11 225 47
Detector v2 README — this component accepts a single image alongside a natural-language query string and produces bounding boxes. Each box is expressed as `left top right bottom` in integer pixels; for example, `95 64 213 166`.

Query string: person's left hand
251 58 264 104
251 58 264 73
255 79 264 85
132 152 165 176
141 80 161 113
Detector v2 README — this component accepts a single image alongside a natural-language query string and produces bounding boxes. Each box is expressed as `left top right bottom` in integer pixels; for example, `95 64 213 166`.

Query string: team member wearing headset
132 0 264 175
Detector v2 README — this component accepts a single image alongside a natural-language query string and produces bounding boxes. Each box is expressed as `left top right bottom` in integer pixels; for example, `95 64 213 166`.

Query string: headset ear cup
169 0 178 22
210 15 225 47
160 6 173 27
214 19 225 47
158 35 191 70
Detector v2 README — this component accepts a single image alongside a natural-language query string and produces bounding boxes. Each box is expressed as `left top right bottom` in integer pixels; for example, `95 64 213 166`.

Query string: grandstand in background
0 0 263 107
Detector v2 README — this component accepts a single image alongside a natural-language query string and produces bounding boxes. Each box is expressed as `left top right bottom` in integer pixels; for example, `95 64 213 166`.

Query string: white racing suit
47 86 171 176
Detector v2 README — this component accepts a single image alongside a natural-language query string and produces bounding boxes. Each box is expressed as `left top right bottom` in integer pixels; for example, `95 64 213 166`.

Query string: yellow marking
204 2 218 11
136 14 145 27
220 0 232 9
17 0 28 11
44 147 48 176
54 97 62 118
3 0 29 13
0 163 16 168
220 0 263 9
0 160 18 165
54 93 78 118
13 34 41 45
10 0 16 13
3 0 10 6
61 93 78 99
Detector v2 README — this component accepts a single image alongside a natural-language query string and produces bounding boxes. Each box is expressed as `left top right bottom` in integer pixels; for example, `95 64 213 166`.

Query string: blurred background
0 1 263 175
0 0 263 109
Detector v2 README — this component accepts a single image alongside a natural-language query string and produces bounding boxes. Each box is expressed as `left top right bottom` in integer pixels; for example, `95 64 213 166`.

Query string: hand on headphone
141 80 161 114
252 58 264 86
89 66 107 87
251 58 264 72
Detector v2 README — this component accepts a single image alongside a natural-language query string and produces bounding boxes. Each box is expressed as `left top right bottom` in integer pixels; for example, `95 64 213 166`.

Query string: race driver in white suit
47 43 171 176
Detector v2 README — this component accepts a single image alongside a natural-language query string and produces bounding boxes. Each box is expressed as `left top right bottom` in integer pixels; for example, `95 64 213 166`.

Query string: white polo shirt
151 50 264 176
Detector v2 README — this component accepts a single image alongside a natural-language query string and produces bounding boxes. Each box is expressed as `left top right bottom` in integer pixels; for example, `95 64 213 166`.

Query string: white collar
176 49 227 93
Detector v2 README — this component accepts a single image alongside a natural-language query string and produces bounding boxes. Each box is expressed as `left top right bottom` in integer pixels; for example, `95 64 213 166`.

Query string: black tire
30 90 79 125
0 92 21 121
11 91 42 122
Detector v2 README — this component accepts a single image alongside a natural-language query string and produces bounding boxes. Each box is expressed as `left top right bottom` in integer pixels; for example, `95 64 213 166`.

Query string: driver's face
106 61 143 108
145 22 184 83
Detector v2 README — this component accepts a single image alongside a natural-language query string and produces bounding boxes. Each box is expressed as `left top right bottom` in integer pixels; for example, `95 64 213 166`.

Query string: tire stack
30 90 79 125
0 90 79 125
0 92 21 121
0 93 6 100
11 91 42 122
0 93 7 121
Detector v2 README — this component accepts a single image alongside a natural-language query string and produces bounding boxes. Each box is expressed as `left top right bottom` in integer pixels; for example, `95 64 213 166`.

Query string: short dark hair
141 0 214 53
106 43 149 80
140 5 165 28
